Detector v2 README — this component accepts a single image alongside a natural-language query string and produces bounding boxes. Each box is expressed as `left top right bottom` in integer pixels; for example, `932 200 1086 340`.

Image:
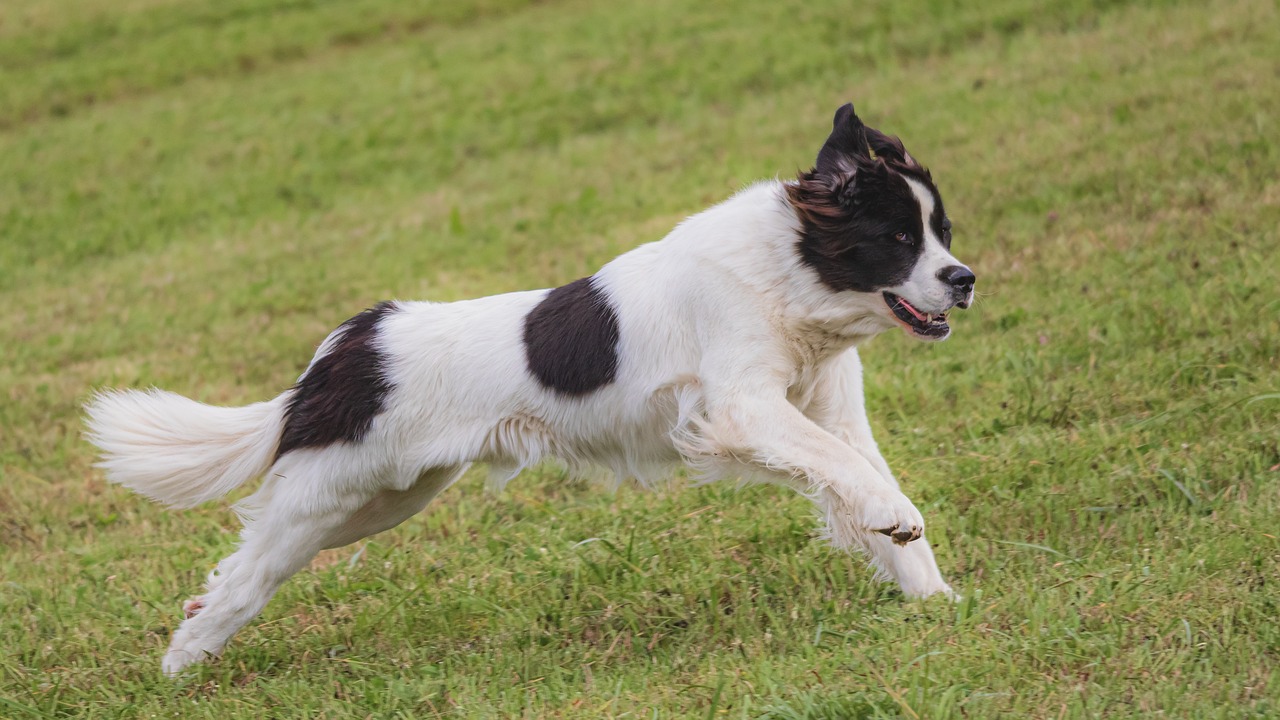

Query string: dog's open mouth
883 292 950 338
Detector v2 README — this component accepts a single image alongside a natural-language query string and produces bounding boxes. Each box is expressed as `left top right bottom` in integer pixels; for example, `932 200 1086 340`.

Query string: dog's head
788 103 975 341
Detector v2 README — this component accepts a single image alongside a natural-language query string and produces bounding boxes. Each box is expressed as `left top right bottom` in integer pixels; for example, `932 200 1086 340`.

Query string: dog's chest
778 324 866 413
780 320 859 373
784 360 828 412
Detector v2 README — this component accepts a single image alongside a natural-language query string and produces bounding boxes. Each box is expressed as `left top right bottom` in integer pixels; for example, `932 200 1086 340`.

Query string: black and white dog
87 103 975 675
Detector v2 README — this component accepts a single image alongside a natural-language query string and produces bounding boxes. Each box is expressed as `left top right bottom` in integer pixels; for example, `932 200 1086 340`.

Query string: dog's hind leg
162 483 365 676
163 462 466 676
318 464 468 550
184 464 467 618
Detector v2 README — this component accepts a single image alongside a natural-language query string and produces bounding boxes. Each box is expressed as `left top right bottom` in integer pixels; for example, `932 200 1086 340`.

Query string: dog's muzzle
938 264 975 309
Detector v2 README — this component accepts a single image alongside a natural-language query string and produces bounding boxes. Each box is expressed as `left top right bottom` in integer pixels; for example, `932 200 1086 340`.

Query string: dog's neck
672 181 892 364
778 304 883 367
765 183 893 357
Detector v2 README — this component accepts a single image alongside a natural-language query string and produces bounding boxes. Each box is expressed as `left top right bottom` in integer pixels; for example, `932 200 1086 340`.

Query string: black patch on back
277 302 398 459
523 277 620 396
787 102 949 293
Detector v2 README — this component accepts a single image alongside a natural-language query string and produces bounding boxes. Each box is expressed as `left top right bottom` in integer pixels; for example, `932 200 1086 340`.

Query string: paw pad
182 598 205 619
877 526 921 545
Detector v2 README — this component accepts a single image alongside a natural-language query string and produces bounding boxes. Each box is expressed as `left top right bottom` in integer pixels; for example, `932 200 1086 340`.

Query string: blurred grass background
1 0 1278 717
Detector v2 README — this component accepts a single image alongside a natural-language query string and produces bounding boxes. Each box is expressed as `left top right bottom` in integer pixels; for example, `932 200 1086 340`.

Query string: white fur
87 180 964 676
85 389 287 509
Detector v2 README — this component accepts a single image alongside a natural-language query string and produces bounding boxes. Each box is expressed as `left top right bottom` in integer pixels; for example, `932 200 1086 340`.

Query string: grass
1 0 1278 716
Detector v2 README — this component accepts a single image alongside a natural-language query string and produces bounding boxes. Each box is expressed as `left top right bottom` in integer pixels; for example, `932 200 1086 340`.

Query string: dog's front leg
803 350 957 599
699 385 925 548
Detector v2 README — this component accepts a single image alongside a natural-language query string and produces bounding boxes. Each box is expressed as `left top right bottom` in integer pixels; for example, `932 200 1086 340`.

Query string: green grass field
2 0 1278 716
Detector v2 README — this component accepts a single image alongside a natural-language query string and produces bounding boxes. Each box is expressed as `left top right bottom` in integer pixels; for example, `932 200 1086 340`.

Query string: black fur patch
788 103 950 293
277 302 398 458
523 277 620 396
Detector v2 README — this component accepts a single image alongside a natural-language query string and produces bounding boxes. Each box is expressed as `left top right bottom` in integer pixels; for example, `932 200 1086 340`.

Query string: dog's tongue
897 297 927 322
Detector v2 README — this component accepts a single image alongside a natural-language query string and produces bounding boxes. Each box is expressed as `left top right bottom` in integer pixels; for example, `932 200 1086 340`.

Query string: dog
86 102 976 675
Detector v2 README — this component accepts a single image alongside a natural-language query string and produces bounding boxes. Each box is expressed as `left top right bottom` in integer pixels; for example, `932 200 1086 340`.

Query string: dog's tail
84 389 288 509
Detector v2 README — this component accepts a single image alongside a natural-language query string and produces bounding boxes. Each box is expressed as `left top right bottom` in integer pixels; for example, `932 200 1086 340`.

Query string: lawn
1 0 1278 717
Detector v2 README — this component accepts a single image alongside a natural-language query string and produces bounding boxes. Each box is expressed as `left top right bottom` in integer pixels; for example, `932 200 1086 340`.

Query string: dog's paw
161 624 222 677
877 525 921 544
161 647 203 677
901 581 960 601
162 641 222 677
862 490 924 545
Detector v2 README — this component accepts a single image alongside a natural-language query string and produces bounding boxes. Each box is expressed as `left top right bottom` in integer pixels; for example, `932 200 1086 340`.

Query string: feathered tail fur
84 389 287 509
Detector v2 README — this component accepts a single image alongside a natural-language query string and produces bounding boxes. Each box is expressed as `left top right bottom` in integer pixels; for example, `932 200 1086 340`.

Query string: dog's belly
481 383 693 485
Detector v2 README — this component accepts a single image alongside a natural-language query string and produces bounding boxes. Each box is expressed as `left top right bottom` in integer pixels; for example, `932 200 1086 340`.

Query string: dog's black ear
815 103 871 177
836 153 891 207
865 127 919 169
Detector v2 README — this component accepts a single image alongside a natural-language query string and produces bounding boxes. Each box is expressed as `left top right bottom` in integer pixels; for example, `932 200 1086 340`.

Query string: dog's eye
894 231 911 244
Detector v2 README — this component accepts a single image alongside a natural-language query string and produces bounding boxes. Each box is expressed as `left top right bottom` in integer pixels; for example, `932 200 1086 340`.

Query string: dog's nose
938 265 975 294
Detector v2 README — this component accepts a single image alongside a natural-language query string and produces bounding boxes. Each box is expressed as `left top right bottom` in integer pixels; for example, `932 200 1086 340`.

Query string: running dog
87 102 976 675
